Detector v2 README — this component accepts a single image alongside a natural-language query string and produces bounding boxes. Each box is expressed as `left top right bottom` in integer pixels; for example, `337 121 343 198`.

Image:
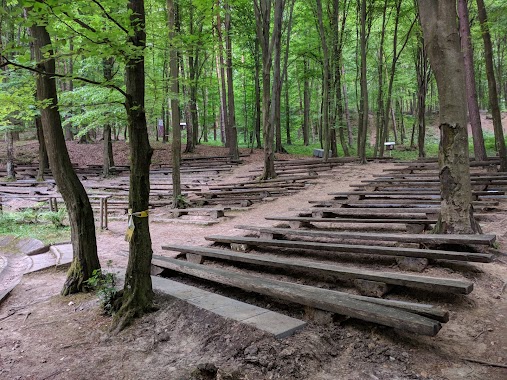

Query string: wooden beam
204 235 494 263
233 225 496 246
152 256 443 336
161 244 474 294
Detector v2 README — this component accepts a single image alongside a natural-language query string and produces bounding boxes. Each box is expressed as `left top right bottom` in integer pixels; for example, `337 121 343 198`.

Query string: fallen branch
462 357 507 369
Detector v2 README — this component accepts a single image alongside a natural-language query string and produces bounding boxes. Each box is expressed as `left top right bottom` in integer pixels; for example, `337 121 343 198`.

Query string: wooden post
104 196 109 230
99 197 104 230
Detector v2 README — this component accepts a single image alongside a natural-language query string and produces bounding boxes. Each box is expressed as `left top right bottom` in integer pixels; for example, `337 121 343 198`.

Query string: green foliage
85 265 118 315
0 210 70 244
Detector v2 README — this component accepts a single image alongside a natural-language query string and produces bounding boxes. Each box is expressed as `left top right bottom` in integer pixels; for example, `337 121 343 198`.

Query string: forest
1 0 507 341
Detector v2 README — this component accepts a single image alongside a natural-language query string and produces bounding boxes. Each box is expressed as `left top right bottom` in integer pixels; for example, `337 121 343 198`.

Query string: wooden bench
234 225 497 246
204 235 494 263
168 207 226 219
161 244 473 295
265 215 437 232
152 255 445 336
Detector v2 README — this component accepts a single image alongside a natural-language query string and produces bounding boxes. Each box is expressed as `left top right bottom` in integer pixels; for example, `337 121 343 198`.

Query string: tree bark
224 1 239 160
29 11 101 295
303 58 310 146
254 38 262 149
358 0 368 164
168 0 183 208
103 58 115 176
36 116 48 181
112 0 154 332
254 0 277 179
458 0 487 161
272 0 286 154
418 0 480 234
476 0 507 170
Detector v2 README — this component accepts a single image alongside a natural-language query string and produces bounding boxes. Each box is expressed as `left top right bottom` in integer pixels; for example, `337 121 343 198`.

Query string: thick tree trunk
29 14 100 295
216 5 229 149
418 0 480 234
458 0 487 161
271 0 285 155
112 0 154 332
476 0 507 171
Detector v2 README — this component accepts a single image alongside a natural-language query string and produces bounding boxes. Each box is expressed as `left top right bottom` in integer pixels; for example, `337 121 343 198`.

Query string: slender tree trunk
375 0 388 157
282 0 295 146
303 58 310 146
272 0 285 155
358 0 368 164
103 58 115 176
254 0 277 179
254 38 262 149
29 10 100 295
168 0 183 208
458 0 487 161
36 116 48 181
6 132 15 180
224 1 239 160
476 0 507 170
418 0 480 234
315 0 330 161
342 66 353 147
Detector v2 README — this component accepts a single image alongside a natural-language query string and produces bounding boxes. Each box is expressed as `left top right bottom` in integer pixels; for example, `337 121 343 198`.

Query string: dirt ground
1 141 507 380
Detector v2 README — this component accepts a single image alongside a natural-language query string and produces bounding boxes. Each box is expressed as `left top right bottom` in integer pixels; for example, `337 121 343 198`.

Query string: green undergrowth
0 207 71 245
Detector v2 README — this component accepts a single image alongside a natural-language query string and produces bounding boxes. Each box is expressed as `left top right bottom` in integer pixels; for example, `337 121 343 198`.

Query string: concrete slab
152 276 306 338
242 311 307 339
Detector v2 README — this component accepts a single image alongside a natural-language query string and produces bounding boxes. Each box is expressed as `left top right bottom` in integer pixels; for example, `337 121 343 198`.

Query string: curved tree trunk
418 0 480 234
111 0 154 332
29 13 100 295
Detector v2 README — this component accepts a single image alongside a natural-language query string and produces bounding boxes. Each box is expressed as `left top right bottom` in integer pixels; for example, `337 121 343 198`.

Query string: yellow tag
124 215 135 242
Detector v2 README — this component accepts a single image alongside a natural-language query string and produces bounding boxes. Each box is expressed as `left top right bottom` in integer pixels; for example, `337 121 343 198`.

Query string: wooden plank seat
337 199 499 207
234 225 496 246
168 207 227 219
208 182 307 191
152 255 444 336
204 235 494 263
161 244 473 295
201 187 289 198
330 190 505 200
265 215 437 227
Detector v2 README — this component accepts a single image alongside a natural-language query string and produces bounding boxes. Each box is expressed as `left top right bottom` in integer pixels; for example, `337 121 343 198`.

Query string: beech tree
418 0 481 234
28 3 101 294
112 0 154 332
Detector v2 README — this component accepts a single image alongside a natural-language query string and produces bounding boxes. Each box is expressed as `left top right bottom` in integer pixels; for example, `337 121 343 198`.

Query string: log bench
265 215 437 233
161 244 473 295
168 207 227 219
234 225 496 246
152 255 445 336
204 235 494 263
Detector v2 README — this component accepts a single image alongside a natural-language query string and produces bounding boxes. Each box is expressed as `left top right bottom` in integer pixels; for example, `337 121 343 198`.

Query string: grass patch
0 209 71 245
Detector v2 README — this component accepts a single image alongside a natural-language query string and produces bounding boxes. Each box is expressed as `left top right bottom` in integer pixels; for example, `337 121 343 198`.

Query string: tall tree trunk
112 0 154 332
29 10 100 295
272 0 285 155
103 57 115 176
224 1 239 160
418 0 480 234
374 0 388 158
342 66 353 147
458 0 487 161
282 0 295 146
6 132 15 181
168 0 183 208
36 116 48 181
415 22 430 158
315 0 330 160
215 3 229 149
254 0 277 179
303 58 310 146
476 0 507 170
358 0 368 164
254 38 262 149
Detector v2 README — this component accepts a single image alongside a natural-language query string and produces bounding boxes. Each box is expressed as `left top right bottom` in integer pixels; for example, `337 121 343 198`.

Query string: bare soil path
0 155 506 380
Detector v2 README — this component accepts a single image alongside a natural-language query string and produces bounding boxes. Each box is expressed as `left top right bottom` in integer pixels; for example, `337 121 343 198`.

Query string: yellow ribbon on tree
125 208 149 242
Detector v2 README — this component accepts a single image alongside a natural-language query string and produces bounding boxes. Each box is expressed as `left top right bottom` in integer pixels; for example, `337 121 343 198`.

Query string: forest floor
0 140 506 380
